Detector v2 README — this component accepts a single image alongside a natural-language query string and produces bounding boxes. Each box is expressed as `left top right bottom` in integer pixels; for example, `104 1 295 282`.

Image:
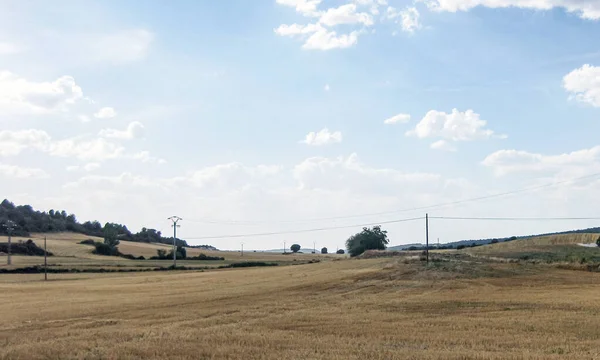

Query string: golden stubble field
2 233 331 270
1 257 600 360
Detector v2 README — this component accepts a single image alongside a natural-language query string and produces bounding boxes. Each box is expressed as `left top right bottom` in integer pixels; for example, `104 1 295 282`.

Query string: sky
2 0 600 251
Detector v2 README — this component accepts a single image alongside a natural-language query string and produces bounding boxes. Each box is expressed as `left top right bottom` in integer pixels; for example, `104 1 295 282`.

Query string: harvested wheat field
1 257 600 360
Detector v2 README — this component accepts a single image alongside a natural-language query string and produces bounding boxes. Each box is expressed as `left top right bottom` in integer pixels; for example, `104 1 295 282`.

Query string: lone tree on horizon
346 226 389 257
290 244 301 253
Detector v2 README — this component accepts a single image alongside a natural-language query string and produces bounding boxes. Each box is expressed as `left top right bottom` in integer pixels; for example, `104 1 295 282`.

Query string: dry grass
0 232 331 270
1 258 600 359
480 233 599 251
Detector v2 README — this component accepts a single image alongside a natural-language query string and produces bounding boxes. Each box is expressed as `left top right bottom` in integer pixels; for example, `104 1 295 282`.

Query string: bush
0 239 52 256
291 244 301 253
225 262 278 268
321 247 328 254
336 249 345 254
491 239 499 244
93 242 119 256
457 245 466 250
596 236 600 247
187 253 225 261
79 239 96 245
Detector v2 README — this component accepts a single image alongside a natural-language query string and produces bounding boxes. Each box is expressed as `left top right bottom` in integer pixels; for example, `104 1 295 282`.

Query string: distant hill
0 199 203 248
387 227 600 251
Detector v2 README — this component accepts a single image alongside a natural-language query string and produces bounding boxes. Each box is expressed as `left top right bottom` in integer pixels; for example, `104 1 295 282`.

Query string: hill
0 199 191 247
390 228 600 251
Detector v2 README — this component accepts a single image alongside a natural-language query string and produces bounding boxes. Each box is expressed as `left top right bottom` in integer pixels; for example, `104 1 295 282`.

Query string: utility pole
425 213 429 265
241 242 244 257
437 237 440 248
313 242 316 254
3 220 15 266
167 216 182 268
44 236 48 281
284 241 286 254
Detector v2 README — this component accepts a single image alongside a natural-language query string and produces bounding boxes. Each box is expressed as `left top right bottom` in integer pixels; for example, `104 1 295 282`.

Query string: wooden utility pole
425 213 429 265
44 236 48 281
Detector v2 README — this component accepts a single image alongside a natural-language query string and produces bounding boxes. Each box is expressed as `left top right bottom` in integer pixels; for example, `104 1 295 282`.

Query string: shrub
457 245 466 250
290 244 301 253
93 242 119 256
491 239 499 244
187 253 225 261
321 247 328 254
225 262 278 268
79 239 96 245
0 239 52 256
336 249 345 254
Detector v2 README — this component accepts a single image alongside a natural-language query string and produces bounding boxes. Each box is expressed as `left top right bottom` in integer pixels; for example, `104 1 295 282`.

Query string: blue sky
2 0 600 250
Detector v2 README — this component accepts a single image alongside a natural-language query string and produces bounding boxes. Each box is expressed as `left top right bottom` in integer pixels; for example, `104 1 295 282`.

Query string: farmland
2 232 327 271
1 233 600 359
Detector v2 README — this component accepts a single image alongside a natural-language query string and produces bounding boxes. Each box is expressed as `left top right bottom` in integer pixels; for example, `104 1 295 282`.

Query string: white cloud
0 129 51 156
99 121 145 140
301 128 343 146
324 83 330 91
406 109 503 143
274 23 320 36
563 64 600 107
0 71 84 115
276 0 323 16
303 28 359 50
49 137 125 161
66 165 80 172
83 162 101 172
428 0 600 20
384 113 411 124
0 42 21 55
319 4 373 26
87 29 153 64
430 140 457 152
0 163 48 179
293 153 440 193
0 129 155 162
132 151 166 164
275 0 384 50
482 146 600 176
400 7 421 33
387 6 422 33
79 115 92 123
94 107 116 119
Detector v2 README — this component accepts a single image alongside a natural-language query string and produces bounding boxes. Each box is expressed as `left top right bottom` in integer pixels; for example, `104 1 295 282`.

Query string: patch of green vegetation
220 262 279 268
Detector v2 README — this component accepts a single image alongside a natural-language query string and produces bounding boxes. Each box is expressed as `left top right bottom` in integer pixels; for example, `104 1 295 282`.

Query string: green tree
103 223 120 249
596 236 600 247
345 226 389 257
336 249 345 254
290 244 301 253
321 247 328 254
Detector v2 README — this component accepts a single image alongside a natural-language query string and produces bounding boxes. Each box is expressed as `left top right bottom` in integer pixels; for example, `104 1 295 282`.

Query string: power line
430 216 600 221
183 171 600 225
184 216 424 240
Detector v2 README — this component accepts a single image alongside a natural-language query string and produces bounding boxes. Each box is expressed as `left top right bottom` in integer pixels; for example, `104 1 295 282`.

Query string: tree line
0 199 188 247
